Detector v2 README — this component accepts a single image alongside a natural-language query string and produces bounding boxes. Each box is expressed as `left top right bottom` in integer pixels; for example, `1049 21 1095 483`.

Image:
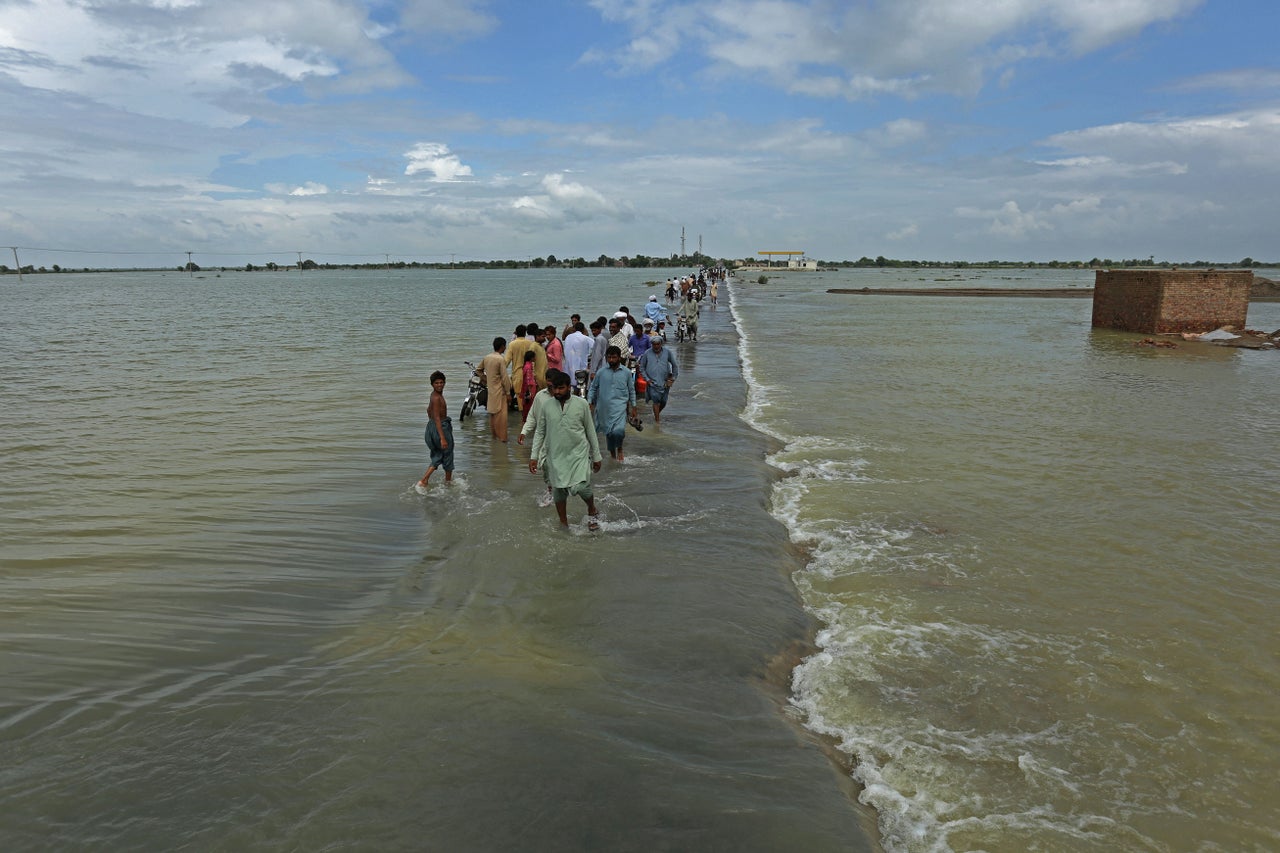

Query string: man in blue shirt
643 294 667 326
637 335 678 424
628 321 653 362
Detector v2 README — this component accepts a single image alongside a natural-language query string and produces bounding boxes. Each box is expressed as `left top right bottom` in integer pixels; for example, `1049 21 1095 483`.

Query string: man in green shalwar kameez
529 372 603 530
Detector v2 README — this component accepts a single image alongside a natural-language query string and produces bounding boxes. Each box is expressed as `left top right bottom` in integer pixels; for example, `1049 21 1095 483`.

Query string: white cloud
1050 196 1103 217
1045 0 1204 51
1170 67 1280 92
0 0 1268 267
289 182 330 196
587 0 1205 99
0 0 410 125
542 173 610 208
398 0 498 38
956 200 1051 239
404 143 475 182
583 0 696 71
787 74 929 100
867 118 929 148
479 172 635 233
950 194 1117 245
511 195 554 220
1043 108 1280 172
750 119 851 157
1033 155 1188 178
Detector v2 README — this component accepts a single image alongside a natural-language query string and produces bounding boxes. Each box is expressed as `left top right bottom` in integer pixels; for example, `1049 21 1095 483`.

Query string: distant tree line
2 253 1274 274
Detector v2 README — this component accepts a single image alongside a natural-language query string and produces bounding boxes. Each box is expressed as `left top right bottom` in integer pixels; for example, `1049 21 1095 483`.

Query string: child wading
417 370 454 489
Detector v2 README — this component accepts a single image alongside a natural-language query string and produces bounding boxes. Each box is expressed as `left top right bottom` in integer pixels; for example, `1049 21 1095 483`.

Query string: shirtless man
417 370 453 489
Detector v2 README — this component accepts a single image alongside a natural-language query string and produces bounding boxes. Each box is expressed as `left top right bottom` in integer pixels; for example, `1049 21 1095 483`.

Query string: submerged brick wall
1092 270 1252 333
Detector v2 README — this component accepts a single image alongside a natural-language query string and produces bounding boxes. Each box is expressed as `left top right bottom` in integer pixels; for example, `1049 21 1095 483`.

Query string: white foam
591 494 712 534
771 457 873 482
610 451 657 468
726 280 789 442
784 590 1142 852
773 434 881 454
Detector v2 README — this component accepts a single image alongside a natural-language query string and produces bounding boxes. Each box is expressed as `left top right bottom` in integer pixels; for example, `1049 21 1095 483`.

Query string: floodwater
3 266 1278 851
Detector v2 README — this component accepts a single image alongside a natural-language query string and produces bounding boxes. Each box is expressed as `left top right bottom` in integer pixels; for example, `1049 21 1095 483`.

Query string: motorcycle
675 314 699 342
458 360 486 422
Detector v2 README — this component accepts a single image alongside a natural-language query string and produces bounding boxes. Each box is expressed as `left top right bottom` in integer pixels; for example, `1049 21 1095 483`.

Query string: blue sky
1 0 1277 267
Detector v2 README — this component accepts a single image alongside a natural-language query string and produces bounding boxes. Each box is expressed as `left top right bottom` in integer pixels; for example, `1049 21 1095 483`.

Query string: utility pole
10 247 22 281
186 251 193 278
699 234 703 256
681 227 686 258
297 251 303 274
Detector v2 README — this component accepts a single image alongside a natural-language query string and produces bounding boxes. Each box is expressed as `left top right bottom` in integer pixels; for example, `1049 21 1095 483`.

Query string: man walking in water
587 345 637 462
529 371 603 530
481 336 513 443
637 334 678 424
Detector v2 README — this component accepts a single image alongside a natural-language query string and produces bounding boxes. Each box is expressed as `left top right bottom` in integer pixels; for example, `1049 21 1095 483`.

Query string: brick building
1091 269 1252 334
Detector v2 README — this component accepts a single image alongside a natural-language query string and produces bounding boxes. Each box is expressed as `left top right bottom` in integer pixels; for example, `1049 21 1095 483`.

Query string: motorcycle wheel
461 397 475 421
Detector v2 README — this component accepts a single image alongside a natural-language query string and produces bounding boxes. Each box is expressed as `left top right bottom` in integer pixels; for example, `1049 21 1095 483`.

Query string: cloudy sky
1 0 1276 267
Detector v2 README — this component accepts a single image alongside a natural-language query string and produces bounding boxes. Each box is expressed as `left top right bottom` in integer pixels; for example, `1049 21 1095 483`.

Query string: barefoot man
587 345 637 462
637 334 678 424
482 336 513 443
417 370 453 489
529 371 603 530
